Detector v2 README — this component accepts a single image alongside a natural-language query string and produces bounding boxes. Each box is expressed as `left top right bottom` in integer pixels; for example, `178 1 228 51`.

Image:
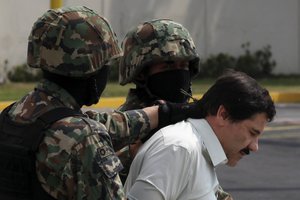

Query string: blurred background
1 0 300 83
0 1 300 199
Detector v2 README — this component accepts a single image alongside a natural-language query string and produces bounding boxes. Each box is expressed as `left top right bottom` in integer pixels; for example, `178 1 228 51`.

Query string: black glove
157 100 204 129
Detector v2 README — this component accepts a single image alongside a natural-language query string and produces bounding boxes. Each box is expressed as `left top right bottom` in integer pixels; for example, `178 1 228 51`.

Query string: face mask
146 70 191 103
86 66 108 106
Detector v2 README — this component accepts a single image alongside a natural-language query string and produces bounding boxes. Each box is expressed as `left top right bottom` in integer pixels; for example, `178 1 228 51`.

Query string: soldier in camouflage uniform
3 7 188 200
119 19 200 110
117 19 233 199
4 6 142 200
117 18 200 183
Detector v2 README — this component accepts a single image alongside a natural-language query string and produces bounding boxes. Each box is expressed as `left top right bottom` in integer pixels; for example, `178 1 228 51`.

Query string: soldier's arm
85 106 158 150
86 101 202 150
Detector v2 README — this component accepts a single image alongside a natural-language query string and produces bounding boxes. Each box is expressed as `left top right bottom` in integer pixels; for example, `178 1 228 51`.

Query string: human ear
216 105 229 125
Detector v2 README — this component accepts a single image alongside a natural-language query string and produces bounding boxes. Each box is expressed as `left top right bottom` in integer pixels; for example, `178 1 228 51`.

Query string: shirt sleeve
127 138 192 199
127 180 164 200
85 109 151 150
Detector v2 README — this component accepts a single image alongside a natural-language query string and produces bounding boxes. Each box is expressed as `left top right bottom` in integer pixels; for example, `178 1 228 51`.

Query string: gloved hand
157 100 204 129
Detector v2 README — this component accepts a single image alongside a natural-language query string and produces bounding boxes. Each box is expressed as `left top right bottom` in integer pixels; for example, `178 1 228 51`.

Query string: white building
0 0 299 78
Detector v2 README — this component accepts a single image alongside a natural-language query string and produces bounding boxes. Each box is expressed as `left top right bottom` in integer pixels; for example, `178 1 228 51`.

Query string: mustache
241 148 250 155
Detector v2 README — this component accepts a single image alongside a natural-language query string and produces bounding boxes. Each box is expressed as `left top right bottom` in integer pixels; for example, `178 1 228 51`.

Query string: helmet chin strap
180 88 198 102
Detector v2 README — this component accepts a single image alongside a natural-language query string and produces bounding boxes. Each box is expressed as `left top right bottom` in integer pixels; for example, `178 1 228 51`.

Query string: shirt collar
188 118 228 167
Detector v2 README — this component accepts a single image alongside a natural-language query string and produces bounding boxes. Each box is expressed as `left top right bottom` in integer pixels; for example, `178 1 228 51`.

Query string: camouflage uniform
7 6 152 200
116 19 200 183
118 19 233 200
8 79 151 199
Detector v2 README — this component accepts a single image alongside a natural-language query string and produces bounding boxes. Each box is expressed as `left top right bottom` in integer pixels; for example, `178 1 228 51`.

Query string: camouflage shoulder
37 115 125 199
84 109 151 146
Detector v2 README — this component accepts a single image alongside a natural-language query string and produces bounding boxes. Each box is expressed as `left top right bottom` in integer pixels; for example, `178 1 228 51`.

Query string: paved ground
217 103 300 200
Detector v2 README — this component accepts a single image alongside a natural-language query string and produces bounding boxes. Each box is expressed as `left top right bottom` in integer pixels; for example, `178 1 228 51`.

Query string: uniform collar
36 79 80 110
119 88 153 110
188 118 228 167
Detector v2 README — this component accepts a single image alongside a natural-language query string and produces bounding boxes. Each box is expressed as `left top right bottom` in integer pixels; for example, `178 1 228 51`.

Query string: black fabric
141 100 204 143
146 70 191 103
86 65 109 106
0 104 82 200
156 100 204 130
42 65 109 107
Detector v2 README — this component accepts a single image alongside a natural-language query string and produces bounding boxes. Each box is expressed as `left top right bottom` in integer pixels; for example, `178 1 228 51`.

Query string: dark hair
199 69 276 122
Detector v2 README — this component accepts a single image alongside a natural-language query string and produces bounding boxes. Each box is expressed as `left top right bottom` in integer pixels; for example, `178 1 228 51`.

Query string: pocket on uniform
94 145 124 179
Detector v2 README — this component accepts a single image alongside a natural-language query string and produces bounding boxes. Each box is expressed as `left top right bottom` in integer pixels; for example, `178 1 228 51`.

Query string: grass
0 82 36 101
1 77 300 101
0 82 135 101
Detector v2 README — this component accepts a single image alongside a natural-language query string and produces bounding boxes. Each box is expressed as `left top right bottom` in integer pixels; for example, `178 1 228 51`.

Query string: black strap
0 103 83 200
0 103 82 152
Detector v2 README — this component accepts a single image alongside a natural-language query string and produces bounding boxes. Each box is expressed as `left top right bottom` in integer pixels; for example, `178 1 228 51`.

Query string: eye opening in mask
144 60 190 77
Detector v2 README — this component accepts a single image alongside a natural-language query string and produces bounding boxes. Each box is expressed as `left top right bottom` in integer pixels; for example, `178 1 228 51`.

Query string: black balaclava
42 65 109 107
146 69 191 103
86 65 109 106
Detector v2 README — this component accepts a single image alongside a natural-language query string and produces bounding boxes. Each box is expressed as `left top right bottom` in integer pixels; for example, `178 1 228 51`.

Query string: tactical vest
0 103 82 200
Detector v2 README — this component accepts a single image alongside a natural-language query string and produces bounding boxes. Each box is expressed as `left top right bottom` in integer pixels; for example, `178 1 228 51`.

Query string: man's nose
249 137 259 152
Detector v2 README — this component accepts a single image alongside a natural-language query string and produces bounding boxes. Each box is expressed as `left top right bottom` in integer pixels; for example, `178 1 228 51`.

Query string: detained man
124 70 276 200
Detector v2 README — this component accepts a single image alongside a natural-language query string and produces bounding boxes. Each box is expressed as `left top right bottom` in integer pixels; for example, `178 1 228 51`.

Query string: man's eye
181 64 189 69
165 61 175 65
250 131 259 137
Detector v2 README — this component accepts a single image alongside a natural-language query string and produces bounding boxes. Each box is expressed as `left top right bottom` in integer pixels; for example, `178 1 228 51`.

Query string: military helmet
27 6 122 78
119 19 200 85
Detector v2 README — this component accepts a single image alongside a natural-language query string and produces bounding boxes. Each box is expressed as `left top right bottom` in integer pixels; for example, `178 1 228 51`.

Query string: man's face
219 112 268 167
141 60 191 103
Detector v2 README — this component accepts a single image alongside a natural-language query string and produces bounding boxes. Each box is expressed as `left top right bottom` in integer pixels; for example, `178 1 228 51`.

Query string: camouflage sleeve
36 117 126 200
216 185 234 200
85 109 151 150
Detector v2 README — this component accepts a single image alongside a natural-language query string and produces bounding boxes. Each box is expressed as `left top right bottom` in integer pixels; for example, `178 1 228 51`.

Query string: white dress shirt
125 119 228 200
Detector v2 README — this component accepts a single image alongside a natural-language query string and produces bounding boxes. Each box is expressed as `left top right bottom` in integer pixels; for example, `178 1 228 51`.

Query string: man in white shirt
124 70 276 200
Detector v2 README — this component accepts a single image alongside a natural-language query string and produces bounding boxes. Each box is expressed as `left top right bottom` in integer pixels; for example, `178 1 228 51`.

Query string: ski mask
42 65 109 107
86 65 109 106
146 70 191 103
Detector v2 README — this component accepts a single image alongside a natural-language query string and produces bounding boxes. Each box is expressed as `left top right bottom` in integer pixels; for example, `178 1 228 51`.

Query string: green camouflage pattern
118 89 154 111
119 19 200 85
7 79 151 200
85 108 150 151
216 185 234 200
27 6 122 78
116 89 158 184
